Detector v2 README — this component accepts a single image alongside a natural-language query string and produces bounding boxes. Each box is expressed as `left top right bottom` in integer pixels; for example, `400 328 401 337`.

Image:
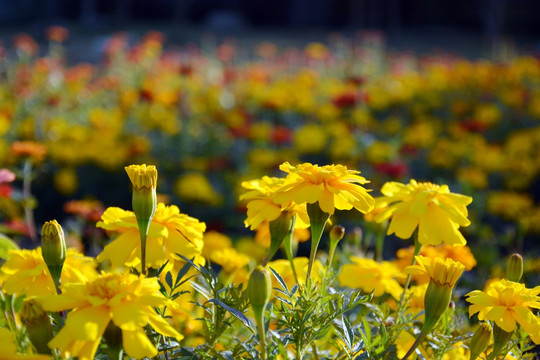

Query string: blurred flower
374 180 472 246
45 26 69 43
466 279 540 343
338 257 404 299
97 203 205 269
63 199 104 222
486 191 533 221
1 248 97 297
10 141 47 162
202 231 232 258
273 162 374 215
174 173 222 206
268 257 324 289
39 272 181 359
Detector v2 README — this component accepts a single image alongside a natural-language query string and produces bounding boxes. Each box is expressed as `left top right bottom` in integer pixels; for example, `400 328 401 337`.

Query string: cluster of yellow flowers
1 162 536 360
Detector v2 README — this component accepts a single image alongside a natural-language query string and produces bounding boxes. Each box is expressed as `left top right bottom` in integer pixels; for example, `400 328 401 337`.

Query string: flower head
39 272 182 360
466 279 540 343
272 162 374 215
374 179 472 246
406 256 465 288
125 164 157 190
1 248 97 297
338 257 404 299
240 176 309 230
97 203 205 269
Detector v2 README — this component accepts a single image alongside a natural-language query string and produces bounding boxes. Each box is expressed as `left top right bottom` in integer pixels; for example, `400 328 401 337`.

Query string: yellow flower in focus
374 180 472 246
174 173 222 206
124 164 157 190
39 272 182 360
240 176 309 230
406 256 465 288
0 327 51 359
338 257 404 299
268 257 324 289
394 244 476 284
273 162 374 215
1 248 97 297
466 279 540 343
97 203 205 269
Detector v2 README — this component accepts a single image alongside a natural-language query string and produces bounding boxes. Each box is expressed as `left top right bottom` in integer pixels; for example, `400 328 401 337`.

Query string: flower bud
21 299 53 354
491 324 513 359
125 164 157 274
469 322 492 360
41 220 66 289
506 253 523 282
247 266 272 313
125 164 158 227
329 225 345 245
266 212 295 264
423 281 453 332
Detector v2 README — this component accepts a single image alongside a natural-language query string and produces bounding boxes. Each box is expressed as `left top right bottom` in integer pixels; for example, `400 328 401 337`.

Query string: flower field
0 29 539 359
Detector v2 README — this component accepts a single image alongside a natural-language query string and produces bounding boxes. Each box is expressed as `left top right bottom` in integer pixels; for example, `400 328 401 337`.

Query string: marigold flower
125 164 157 190
97 203 205 269
338 257 404 299
0 248 97 297
466 279 540 344
405 256 465 288
273 162 374 215
374 179 472 246
240 176 309 230
39 272 182 360
10 141 47 162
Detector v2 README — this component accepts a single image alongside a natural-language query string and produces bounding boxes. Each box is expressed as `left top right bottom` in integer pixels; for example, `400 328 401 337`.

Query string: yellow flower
39 272 182 360
394 244 476 284
1 248 97 297
97 203 205 269
0 327 51 360
406 256 465 288
466 279 540 343
174 172 222 206
338 257 404 299
273 162 374 215
240 176 309 230
374 180 472 246
124 164 157 190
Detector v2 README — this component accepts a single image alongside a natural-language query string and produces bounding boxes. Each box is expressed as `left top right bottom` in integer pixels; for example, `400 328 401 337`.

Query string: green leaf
342 316 354 349
165 272 174 290
269 266 289 294
207 298 254 331
0 234 19 259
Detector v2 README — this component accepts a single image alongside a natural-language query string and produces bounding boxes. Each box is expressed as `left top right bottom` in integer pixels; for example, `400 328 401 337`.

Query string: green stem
254 308 267 360
136 218 148 276
401 329 428 360
397 232 422 317
375 229 385 262
284 234 300 286
306 203 330 282
22 159 37 243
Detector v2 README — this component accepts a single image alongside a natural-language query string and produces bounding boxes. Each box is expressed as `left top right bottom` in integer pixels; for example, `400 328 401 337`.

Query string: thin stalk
375 229 385 262
305 204 330 282
22 159 37 243
397 232 422 316
401 329 427 360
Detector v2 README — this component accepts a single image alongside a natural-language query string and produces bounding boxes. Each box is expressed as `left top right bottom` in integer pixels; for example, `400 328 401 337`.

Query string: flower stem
306 203 330 282
401 329 427 360
397 232 422 317
254 308 267 360
22 159 37 243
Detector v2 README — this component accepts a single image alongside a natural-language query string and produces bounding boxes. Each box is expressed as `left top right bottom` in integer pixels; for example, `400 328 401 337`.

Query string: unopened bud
266 212 295 264
247 266 272 313
506 253 523 282
21 299 53 354
423 281 453 332
41 220 66 289
125 164 158 227
469 322 492 360
329 225 345 245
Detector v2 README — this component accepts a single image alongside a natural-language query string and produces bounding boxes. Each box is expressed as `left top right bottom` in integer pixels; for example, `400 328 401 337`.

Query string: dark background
0 0 538 40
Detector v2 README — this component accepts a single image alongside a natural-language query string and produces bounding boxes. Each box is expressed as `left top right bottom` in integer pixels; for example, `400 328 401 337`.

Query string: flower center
87 275 122 300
